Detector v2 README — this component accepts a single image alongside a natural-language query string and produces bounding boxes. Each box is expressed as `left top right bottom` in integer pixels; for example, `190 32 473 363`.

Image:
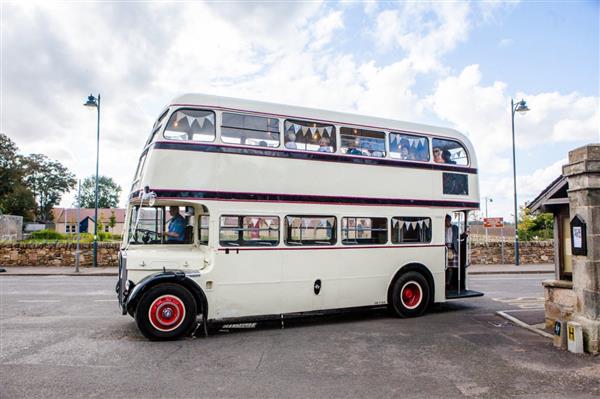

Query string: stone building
529 144 600 353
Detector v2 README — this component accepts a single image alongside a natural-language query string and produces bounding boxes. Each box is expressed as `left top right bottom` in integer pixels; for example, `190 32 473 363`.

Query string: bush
31 229 65 240
98 231 111 241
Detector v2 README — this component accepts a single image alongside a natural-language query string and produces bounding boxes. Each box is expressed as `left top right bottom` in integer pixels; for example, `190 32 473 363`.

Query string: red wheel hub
401 282 422 309
148 295 185 332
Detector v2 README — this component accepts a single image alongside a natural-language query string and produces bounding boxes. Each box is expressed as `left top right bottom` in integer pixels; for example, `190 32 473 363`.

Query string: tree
77 175 122 208
0 133 37 219
109 211 117 232
22 154 76 222
518 205 553 241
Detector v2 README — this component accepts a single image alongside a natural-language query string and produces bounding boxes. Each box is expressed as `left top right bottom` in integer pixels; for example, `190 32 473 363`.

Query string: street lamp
511 98 530 265
84 93 101 267
483 196 493 218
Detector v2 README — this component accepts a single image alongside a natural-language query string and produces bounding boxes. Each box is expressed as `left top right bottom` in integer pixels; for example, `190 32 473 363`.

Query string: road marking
470 275 553 281
496 310 553 339
18 300 60 303
491 296 544 309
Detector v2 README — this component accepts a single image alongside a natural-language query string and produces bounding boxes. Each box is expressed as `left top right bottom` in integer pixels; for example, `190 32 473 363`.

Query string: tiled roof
52 208 126 224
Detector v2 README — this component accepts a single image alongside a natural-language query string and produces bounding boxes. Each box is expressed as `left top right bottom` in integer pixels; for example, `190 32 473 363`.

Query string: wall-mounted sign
570 215 587 256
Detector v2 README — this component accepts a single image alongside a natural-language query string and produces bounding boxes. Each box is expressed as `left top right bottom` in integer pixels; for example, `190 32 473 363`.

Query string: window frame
219 215 280 247
284 215 337 246
220 111 281 148
391 217 433 244
283 119 337 153
431 137 470 166
163 108 217 143
388 131 431 162
341 217 388 245
198 215 210 246
339 127 387 158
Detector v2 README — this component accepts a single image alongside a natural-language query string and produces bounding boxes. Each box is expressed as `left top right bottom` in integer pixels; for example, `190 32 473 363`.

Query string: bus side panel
209 250 283 318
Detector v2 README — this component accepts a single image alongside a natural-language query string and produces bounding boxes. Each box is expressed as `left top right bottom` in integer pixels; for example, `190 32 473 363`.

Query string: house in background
51 208 126 235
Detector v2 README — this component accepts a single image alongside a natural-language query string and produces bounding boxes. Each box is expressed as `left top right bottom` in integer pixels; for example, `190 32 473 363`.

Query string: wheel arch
125 271 207 318
387 263 435 307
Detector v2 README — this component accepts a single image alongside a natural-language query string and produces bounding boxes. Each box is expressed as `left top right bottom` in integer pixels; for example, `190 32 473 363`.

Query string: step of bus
445 289 484 300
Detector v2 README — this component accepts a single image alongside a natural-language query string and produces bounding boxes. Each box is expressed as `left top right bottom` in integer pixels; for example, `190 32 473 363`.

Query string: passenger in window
258 140 268 147
318 137 333 153
370 142 384 157
433 147 444 163
347 137 364 155
165 206 186 243
285 132 298 149
400 146 410 160
442 149 456 164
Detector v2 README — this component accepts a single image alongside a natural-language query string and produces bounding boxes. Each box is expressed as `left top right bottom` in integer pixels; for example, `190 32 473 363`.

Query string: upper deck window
432 138 469 166
389 133 429 161
221 112 280 148
340 127 386 157
164 109 216 142
284 120 336 153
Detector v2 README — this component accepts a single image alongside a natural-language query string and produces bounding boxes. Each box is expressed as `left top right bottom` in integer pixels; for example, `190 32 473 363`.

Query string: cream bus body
117 94 481 340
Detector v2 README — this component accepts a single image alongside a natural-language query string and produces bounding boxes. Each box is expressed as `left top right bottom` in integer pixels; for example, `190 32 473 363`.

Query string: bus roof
169 93 473 146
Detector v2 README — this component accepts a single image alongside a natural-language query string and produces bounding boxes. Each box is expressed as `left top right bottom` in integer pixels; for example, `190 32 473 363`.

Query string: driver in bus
165 206 186 243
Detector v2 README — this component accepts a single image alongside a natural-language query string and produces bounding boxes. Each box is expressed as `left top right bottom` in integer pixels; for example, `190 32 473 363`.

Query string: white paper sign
573 226 582 248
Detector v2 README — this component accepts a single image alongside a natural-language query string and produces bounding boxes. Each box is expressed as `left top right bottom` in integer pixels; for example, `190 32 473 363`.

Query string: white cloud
373 2 470 72
498 38 513 48
480 158 566 219
309 10 344 51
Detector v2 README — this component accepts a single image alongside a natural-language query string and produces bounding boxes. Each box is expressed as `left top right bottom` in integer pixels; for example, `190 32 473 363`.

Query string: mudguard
125 270 207 318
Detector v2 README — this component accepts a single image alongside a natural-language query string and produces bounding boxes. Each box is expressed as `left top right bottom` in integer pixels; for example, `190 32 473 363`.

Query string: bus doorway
445 211 483 299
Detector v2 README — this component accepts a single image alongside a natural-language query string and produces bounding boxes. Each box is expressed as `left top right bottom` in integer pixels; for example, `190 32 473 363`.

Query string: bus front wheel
390 271 430 318
135 283 197 341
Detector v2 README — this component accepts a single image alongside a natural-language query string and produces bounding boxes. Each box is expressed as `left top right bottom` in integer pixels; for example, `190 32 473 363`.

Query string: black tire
135 283 197 341
390 271 430 318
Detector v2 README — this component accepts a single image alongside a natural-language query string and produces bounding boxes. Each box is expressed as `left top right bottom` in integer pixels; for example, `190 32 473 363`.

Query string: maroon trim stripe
217 244 446 252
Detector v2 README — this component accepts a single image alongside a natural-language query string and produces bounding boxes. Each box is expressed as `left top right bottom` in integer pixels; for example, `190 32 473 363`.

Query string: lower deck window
392 217 432 243
199 215 209 245
220 215 279 246
285 216 336 246
342 217 388 245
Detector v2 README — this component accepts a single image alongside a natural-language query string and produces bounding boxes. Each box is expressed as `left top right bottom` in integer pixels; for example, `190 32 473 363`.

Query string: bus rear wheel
390 271 430 318
135 283 197 341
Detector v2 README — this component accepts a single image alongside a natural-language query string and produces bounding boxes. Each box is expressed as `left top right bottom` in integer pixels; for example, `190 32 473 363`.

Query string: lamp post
483 196 493 218
511 98 530 265
84 94 101 267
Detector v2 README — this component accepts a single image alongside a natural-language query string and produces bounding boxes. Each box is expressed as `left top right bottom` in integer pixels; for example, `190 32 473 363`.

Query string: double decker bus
117 94 483 340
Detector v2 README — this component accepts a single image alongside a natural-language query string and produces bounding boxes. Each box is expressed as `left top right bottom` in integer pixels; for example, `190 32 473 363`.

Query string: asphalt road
1 273 598 398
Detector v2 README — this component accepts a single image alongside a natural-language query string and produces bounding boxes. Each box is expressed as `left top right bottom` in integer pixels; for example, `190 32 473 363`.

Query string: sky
1 0 599 221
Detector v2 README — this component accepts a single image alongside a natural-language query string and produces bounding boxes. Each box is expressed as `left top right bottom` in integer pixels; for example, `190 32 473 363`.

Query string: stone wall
1 240 555 267
0 242 120 267
470 241 554 264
